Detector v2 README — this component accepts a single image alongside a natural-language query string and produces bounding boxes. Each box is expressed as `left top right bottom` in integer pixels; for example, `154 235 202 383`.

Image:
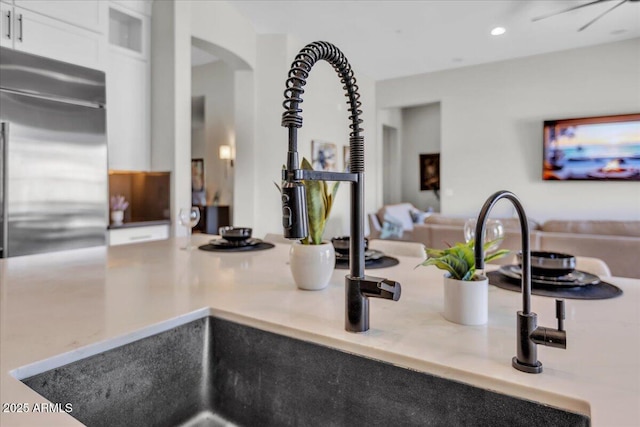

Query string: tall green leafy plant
276 158 339 245
417 240 509 281
300 158 339 245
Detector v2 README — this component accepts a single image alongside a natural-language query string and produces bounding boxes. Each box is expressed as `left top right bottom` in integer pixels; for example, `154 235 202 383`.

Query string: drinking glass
179 207 201 250
464 218 504 253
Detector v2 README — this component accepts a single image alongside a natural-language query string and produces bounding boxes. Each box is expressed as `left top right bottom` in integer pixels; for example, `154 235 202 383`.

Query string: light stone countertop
1 235 639 426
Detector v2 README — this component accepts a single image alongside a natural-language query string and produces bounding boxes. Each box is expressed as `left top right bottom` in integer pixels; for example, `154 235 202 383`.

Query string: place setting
198 226 275 252
488 251 622 300
331 236 400 270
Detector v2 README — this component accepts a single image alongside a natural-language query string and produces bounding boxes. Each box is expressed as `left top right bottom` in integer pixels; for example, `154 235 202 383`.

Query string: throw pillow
380 214 404 239
383 203 415 231
410 207 433 224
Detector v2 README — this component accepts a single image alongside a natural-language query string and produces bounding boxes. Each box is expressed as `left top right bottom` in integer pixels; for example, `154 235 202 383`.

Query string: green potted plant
299 158 340 245
277 158 340 290
109 194 129 226
419 240 509 281
417 239 509 325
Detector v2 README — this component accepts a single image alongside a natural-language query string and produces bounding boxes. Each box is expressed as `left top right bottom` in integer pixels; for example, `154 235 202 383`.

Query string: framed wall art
343 145 350 172
191 158 206 205
311 140 337 171
419 153 440 191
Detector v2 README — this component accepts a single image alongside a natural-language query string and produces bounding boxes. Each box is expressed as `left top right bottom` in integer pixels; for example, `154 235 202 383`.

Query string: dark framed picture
312 140 337 171
420 153 440 191
191 158 205 205
343 145 350 172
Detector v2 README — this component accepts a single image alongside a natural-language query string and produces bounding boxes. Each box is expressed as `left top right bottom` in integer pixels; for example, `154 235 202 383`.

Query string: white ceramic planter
289 241 335 291
443 274 488 325
111 210 124 226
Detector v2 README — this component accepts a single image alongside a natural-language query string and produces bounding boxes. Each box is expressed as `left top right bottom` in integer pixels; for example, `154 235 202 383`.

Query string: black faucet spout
474 191 531 313
280 41 401 333
474 190 566 374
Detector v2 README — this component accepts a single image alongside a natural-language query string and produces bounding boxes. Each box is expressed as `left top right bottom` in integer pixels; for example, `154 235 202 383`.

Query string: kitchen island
1 236 638 426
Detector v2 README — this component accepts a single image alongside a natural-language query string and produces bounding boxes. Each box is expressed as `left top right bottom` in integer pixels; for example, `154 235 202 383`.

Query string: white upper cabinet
1 1 106 70
107 49 150 170
1 3 12 48
106 2 150 171
14 0 105 33
2 0 153 171
12 7 104 69
108 4 147 59
109 0 152 17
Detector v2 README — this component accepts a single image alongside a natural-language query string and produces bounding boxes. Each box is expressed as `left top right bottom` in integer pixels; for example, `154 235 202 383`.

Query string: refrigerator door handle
0 122 7 257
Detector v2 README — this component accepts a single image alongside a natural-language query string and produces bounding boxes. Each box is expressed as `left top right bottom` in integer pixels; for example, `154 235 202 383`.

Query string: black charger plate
335 255 399 270
499 265 599 287
488 271 622 300
199 240 274 252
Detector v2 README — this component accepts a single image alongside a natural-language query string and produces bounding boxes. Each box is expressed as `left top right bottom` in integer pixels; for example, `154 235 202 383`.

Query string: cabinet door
107 48 149 170
109 225 169 246
110 1 152 17
13 7 104 70
0 3 12 48
14 0 104 33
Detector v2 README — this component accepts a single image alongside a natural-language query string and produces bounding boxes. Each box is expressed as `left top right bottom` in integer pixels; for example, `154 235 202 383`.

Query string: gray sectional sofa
368 203 640 279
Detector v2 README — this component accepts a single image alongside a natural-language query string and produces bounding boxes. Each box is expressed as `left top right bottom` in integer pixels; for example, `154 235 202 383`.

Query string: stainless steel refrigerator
0 47 107 258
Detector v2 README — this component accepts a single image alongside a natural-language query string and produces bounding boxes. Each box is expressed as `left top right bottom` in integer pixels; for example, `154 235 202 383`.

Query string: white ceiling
229 0 640 81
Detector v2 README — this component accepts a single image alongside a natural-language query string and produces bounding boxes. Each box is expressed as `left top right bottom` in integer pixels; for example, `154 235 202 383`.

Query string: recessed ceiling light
491 27 506 36
611 29 627 35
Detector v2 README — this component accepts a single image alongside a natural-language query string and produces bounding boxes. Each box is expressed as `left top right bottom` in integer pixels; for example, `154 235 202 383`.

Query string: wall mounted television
543 113 640 181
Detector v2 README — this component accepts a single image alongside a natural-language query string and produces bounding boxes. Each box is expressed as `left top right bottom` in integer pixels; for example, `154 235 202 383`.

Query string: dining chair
263 233 293 245
575 256 612 277
368 239 427 261
504 253 612 278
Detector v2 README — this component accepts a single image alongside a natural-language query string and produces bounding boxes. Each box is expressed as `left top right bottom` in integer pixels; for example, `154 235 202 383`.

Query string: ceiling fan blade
579 0 629 31
532 0 612 22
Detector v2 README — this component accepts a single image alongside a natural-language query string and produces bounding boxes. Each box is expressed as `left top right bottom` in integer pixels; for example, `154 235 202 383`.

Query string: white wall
252 35 290 237
401 103 441 211
232 70 255 229
190 0 256 70
377 108 402 205
192 61 235 206
377 38 640 222
150 0 192 236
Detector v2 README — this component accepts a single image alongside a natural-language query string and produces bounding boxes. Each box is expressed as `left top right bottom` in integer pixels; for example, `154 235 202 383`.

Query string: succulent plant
417 239 509 281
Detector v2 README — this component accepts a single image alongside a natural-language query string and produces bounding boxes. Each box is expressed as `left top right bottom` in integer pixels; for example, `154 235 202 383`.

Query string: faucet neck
281 41 364 174
474 190 532 314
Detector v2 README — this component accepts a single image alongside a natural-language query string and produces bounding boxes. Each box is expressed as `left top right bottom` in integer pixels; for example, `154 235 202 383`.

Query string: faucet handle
357 275 401 301
556 299 565 331
379 279 402 301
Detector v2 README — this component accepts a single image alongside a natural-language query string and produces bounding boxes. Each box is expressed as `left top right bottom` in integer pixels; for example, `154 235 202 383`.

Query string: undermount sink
16 313 589 427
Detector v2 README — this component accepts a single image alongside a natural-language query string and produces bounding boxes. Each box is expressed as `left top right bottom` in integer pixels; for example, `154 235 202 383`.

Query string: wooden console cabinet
196 205 230 234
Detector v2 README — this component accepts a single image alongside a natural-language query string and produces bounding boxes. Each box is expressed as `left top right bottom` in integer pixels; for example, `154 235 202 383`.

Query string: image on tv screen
543 113 640 181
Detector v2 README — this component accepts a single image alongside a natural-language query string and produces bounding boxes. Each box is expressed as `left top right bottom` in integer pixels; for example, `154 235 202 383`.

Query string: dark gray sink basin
19 315 589 427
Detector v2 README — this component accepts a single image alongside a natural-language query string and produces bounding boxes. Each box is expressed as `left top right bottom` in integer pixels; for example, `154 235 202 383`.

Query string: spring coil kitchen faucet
280 41 401 332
